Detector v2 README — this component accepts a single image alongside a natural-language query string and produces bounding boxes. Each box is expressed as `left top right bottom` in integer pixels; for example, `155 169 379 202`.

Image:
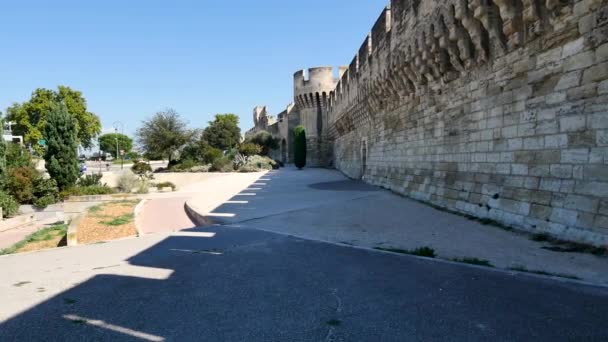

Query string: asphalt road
1 225 606 341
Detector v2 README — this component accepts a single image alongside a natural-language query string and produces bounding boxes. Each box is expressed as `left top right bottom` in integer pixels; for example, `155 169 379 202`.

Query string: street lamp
113 121 125 170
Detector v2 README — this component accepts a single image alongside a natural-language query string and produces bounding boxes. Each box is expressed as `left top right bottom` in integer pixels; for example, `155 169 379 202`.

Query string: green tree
244 130 279 156
6 86 101 151
136 109 194 164
43 103 80 190
202 114 241 151
0 116 8 186
98 133 133 158
238 143 262 158
294 126 306 169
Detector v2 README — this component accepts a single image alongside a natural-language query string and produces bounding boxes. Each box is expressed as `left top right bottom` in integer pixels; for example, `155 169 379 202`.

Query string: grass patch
88 204 104 213
99 213 134 226
452 257 494 267
375 246 436 258
528 233 607 257
326 319 341 326
530 233 550 242
509 266 581 280
541 243 606 256
0 224 68 255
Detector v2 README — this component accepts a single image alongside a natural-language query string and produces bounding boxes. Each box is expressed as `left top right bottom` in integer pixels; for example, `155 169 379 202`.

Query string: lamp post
113 121 124 170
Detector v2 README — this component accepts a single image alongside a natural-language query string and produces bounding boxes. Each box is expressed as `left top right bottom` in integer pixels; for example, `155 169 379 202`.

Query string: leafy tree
43 103 80 190
294 126 306 169
245 131 279 156
136 109 194 164
202 114 241 151
238 143 262 158
6 86 101 151
98 133 133 158
180 140 223 165
0 116 8 186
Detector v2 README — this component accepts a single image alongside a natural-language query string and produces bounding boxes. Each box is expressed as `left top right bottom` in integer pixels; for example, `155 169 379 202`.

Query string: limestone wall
327 0 608 246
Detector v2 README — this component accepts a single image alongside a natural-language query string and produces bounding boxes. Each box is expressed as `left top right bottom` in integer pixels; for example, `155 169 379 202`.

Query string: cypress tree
0 117 7 186
293 125 306 169
43 103 79 190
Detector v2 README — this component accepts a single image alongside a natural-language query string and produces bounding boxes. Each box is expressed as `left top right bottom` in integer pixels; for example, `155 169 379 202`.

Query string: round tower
293 67 340 167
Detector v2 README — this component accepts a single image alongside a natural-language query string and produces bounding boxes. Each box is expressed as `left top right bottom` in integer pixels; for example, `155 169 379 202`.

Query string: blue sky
0 0 386 135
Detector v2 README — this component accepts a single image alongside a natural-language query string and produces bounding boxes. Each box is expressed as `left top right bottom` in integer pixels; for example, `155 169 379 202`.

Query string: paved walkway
1 167 607 340
187 167 608 285
137 172 264 235
0 224 40 250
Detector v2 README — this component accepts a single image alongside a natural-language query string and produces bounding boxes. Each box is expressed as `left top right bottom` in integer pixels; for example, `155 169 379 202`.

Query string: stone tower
293 67 341 167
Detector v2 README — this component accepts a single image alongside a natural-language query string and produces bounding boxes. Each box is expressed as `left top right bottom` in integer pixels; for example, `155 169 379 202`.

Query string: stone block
531 204 552 220
588 112 608 129
582 62 608 84
555 70 582 90
584 164 608 181
563 51 595 71
560 115 586 132
564 194 599 213
545 134 569 148
562 37 586 58
550 207 580 226
575 181 608 197
561 148 590 163
568 131 596 147
550 164 573 178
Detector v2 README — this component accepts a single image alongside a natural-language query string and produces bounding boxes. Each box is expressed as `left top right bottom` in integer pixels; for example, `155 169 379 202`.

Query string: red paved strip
138 197 195 235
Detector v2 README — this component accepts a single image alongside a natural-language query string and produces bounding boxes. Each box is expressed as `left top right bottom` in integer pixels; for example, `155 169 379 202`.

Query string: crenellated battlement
293 66 343 109
252 0 608 245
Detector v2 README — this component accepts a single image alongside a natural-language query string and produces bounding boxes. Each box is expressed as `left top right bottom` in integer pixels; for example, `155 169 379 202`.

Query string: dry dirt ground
77 201 139 244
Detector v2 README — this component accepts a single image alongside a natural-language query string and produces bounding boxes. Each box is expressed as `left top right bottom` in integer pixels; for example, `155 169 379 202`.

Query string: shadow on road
1 169 608 341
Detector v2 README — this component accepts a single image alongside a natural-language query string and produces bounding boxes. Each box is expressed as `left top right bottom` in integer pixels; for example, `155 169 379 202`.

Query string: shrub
78 173 103 187
32 177 59 207
238 155 277 172
5 143 34 169
0 190 19 217
172 159 199 171
211 157 234 172
294 126 306 169
132 161 153 180
33 195 57 209
155 181 177 191
136 180 150 194
238 143 262 157
6 166 37 203
62 185 115 197
202 146 223 164
117 173 138 193
244 131 280 156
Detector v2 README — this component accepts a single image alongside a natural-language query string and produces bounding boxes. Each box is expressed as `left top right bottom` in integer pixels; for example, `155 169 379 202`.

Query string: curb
66 214 84 246
184 200 212 227
133 199 148 236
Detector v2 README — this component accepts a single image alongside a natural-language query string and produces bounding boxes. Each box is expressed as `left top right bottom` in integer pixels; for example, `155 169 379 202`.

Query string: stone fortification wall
327 0 608 245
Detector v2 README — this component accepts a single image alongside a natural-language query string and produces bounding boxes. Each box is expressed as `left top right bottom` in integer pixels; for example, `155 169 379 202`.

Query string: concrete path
0 225 607 341
0 224 40 250
137 197 195 235
187 167 608 285
137 172 264 235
